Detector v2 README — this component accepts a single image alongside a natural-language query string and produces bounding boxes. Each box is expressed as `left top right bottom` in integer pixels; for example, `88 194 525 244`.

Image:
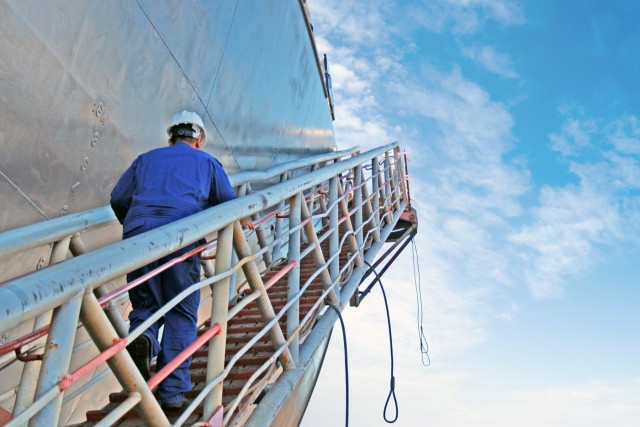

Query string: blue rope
363 260 399 423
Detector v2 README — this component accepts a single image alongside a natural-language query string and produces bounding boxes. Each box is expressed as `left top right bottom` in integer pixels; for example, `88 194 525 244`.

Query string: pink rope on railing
147 323 221 390
59 337 129 392
264 261 296 291
98 241 214 307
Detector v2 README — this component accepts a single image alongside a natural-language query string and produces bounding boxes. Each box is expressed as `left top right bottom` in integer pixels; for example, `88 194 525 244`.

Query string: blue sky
302 1 640 426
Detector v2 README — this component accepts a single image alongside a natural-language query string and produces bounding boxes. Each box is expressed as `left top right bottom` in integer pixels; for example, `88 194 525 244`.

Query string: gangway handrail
227 147 359 187
0 207 115 261
0 147 359 262
0 141 411 426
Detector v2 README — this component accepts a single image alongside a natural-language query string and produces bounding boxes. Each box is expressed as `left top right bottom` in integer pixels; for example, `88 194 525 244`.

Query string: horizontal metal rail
0 147 358 261
0 207 115 260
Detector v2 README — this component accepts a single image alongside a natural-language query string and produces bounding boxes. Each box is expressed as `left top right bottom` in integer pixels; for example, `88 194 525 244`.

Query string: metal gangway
0 143 415 426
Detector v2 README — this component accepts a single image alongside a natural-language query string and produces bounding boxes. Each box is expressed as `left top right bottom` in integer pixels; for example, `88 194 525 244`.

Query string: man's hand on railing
240 218 255 230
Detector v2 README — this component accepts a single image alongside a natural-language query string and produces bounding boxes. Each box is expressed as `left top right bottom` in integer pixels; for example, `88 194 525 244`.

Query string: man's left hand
240 218 255 230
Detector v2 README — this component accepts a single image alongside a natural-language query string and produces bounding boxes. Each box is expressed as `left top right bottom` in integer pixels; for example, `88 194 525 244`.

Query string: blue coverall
110 141 235 404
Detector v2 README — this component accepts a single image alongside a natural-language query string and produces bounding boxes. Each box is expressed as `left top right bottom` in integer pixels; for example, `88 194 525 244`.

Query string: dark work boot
128 334 152 381
161 398 189 411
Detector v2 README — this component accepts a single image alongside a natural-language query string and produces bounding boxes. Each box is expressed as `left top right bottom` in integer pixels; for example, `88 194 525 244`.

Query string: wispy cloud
310 0 530 366
461 44 519 78
410 0 525 35
512 112 640 297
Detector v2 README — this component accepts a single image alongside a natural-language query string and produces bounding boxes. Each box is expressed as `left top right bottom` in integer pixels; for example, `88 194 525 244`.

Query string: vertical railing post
383 152 393 221
13 237 71 422
308 164 319 226
204 223 234 419
386 151 401 212
30 293 83 427
350 164 365 308
272 173 289 261
231 186 251 302
371 157 380 241
313 162 330 227
70 236 128 337
337 184 363 269
318 190 329 228
287 193 302 364
246 183 273 268
329 176 340 287
353 164 363 250
394 146 409 203
372 157 381 227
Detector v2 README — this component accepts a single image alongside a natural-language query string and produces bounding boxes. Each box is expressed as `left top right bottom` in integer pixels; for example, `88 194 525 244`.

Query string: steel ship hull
0 1 334 425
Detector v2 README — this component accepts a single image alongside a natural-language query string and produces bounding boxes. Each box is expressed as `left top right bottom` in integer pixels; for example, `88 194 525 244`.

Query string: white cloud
386 65 529 219
512 112 640 297
549 118 597 157
309 0 529 362
411 0 525 34
609 115 640 154
461 44 518 78
309 1 396 47
511 184 619 297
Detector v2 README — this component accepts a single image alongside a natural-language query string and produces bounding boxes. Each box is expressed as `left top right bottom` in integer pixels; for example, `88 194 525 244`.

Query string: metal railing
0 142 410 426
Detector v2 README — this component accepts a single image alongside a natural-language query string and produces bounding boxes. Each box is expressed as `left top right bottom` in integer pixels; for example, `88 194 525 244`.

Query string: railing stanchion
287 193 301 364
29 293 81 427
70 236 129 338
247 183 273 268
378 163 390 225
13 237 71 422
337 185 363 269
79 291 169 426
372 157 381 225
271 173 288 261
354 164 364 250
395 147 409 202
329 176 340 286
383 152 394 220
363 161 380 243
386 151 401 212
204 223 234 420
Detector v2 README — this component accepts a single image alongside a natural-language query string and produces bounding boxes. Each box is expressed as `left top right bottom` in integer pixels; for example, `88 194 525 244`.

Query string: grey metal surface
0 0 335 234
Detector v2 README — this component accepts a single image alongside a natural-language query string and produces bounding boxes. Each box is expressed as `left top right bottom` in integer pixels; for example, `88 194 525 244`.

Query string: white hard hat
167 110 208 146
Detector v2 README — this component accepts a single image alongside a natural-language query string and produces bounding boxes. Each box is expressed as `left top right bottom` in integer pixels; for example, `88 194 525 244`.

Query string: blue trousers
126 228 201 403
